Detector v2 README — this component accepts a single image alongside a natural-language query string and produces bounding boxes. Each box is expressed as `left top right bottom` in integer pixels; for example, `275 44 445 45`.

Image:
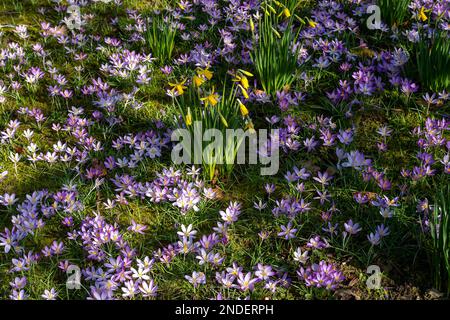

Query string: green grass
377 0 411 27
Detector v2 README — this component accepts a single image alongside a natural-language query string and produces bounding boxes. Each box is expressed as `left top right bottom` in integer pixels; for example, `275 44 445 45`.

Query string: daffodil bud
239 85 249 99
238 100 249 117
219 112 228 127
250 18 255 32
240 76 249 90
272 27 281 38
186 108 192 126
239 69 254 77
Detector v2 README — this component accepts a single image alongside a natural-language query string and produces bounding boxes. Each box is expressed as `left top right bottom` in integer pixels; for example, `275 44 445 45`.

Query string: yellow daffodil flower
239 76 249 89
200 89 219 107
308 19 317 28
279 8 291 18
237 99 249 117
168 79 187 95
238 84 249 99
245 121 256 134
233 70 253 98
197 68 213 80
418 7 428 22
193 75 205 87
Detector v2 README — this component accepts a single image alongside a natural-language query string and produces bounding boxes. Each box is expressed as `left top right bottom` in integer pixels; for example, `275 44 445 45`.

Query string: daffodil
238 84 249 99
306 18 317 28
272 27 281 38
168 79 187 95
197 67 213 80
239 69 254 77
279 8 291 18
219 112 228 127
267 4 277 14
237 99 249 117
284 8 291 18
245 121 256 134
238 75 249 89
233 70 253 90
418 7 428 22
200 88 219 107
193 75 205 87
185 108 192 126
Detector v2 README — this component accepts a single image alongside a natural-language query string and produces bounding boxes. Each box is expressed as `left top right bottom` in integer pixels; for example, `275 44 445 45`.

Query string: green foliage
415 32 450 92
377 0 411 27
251 1 301 96
430 186 450 296
145 13 177 65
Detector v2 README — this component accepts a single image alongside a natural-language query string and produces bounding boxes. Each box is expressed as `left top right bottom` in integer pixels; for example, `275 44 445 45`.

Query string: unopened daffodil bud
250 18 255 32
239 69 254 77
185 108 192 126
238 99 249 117
239 85 249 99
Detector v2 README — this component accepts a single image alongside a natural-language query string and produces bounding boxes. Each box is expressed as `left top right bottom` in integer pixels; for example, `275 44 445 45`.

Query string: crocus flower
237 272 258 291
